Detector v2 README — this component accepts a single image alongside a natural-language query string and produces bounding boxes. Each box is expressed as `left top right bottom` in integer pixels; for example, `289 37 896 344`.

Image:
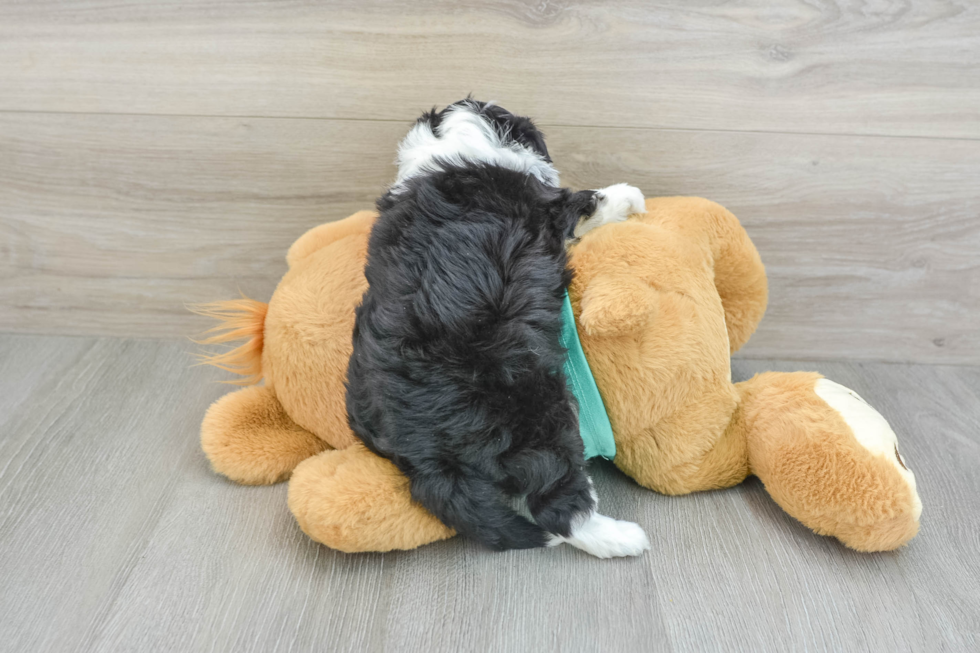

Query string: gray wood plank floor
0 335 977 652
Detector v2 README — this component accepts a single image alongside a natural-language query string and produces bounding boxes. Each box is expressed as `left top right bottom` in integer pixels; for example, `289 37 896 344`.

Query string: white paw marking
551 512 651 558
574 183 646 237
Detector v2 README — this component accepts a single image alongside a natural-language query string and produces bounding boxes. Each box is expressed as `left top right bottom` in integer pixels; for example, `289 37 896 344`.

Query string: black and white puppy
346 99 649 557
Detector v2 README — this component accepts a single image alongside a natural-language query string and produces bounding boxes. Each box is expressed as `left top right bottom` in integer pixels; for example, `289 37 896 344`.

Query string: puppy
346 99 649 558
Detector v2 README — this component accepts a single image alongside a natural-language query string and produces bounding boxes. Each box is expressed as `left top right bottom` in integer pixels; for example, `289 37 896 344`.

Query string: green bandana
559 291 616 460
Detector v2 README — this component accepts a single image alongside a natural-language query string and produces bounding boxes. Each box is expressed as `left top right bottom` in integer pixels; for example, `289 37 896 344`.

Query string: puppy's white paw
594 183 645 222
557 512 651 559
574 183 646 238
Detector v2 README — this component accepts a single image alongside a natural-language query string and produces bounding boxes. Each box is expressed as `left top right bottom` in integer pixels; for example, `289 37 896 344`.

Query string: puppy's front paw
594 183 645 222
574 184 646 238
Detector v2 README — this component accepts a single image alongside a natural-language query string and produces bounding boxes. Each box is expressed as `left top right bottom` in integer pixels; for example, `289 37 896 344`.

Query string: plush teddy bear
196 196 922 553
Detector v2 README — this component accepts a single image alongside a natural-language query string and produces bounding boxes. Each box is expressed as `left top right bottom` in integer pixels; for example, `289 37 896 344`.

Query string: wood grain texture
1 0 979 138
0 336 228 652
0 112 401 338
2 112 978 363
553 126 980 365
0 336 978 652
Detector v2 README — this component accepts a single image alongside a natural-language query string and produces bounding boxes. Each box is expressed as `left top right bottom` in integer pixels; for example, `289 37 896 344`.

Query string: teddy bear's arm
578 273 659 337
285 210 378 269
648 197 768 353
702 203 768 354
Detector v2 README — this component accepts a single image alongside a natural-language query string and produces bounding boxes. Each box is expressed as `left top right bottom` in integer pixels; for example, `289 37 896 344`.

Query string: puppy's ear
557 190 599 240
578 274 658 337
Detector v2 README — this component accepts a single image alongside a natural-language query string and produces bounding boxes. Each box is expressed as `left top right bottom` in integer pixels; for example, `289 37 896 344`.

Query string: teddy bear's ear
578 274 659 337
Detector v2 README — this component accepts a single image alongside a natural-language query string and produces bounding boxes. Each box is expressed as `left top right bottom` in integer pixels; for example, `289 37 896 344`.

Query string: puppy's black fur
346 102 599 551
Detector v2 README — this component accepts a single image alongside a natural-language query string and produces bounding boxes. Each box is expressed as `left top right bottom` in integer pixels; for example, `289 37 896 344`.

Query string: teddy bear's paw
200 386 328 486
553 512 651 559
574 183 646 238
814 378 923 525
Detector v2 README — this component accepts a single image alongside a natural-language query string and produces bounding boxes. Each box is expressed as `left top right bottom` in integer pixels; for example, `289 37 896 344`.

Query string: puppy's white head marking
392 101 560 191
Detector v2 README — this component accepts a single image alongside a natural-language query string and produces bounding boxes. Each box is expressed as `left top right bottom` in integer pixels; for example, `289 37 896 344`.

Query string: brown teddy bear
196 196 921 553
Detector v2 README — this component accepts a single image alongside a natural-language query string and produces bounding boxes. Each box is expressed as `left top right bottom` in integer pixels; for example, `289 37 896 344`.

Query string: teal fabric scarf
558 292 616 460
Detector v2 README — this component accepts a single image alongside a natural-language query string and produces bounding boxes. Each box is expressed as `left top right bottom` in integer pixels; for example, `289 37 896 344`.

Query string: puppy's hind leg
552 508 651 559
410 472 552 551
528 472 650 559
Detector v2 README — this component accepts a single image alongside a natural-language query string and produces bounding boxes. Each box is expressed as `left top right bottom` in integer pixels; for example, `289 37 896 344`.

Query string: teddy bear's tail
189 296 268 385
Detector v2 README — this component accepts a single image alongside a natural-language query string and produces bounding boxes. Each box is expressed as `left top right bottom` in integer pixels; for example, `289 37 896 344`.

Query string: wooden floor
0 334 977 652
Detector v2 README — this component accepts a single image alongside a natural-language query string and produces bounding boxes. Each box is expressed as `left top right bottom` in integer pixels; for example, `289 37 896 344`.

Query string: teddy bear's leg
738 372 922 551
201 385 329 485
288 443 456 553
612 380 752 496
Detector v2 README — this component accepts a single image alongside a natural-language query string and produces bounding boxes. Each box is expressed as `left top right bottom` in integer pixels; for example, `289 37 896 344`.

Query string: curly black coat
346 107 601 550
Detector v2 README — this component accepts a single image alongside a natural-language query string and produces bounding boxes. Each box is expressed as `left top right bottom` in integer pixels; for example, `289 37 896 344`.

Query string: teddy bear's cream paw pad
551 512 651 559
574 183 646 238
814 378 922 521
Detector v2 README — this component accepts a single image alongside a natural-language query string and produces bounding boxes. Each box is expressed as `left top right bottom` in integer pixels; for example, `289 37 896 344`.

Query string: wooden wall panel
0 113 402 337
2 112 977 363
0 0 978 138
